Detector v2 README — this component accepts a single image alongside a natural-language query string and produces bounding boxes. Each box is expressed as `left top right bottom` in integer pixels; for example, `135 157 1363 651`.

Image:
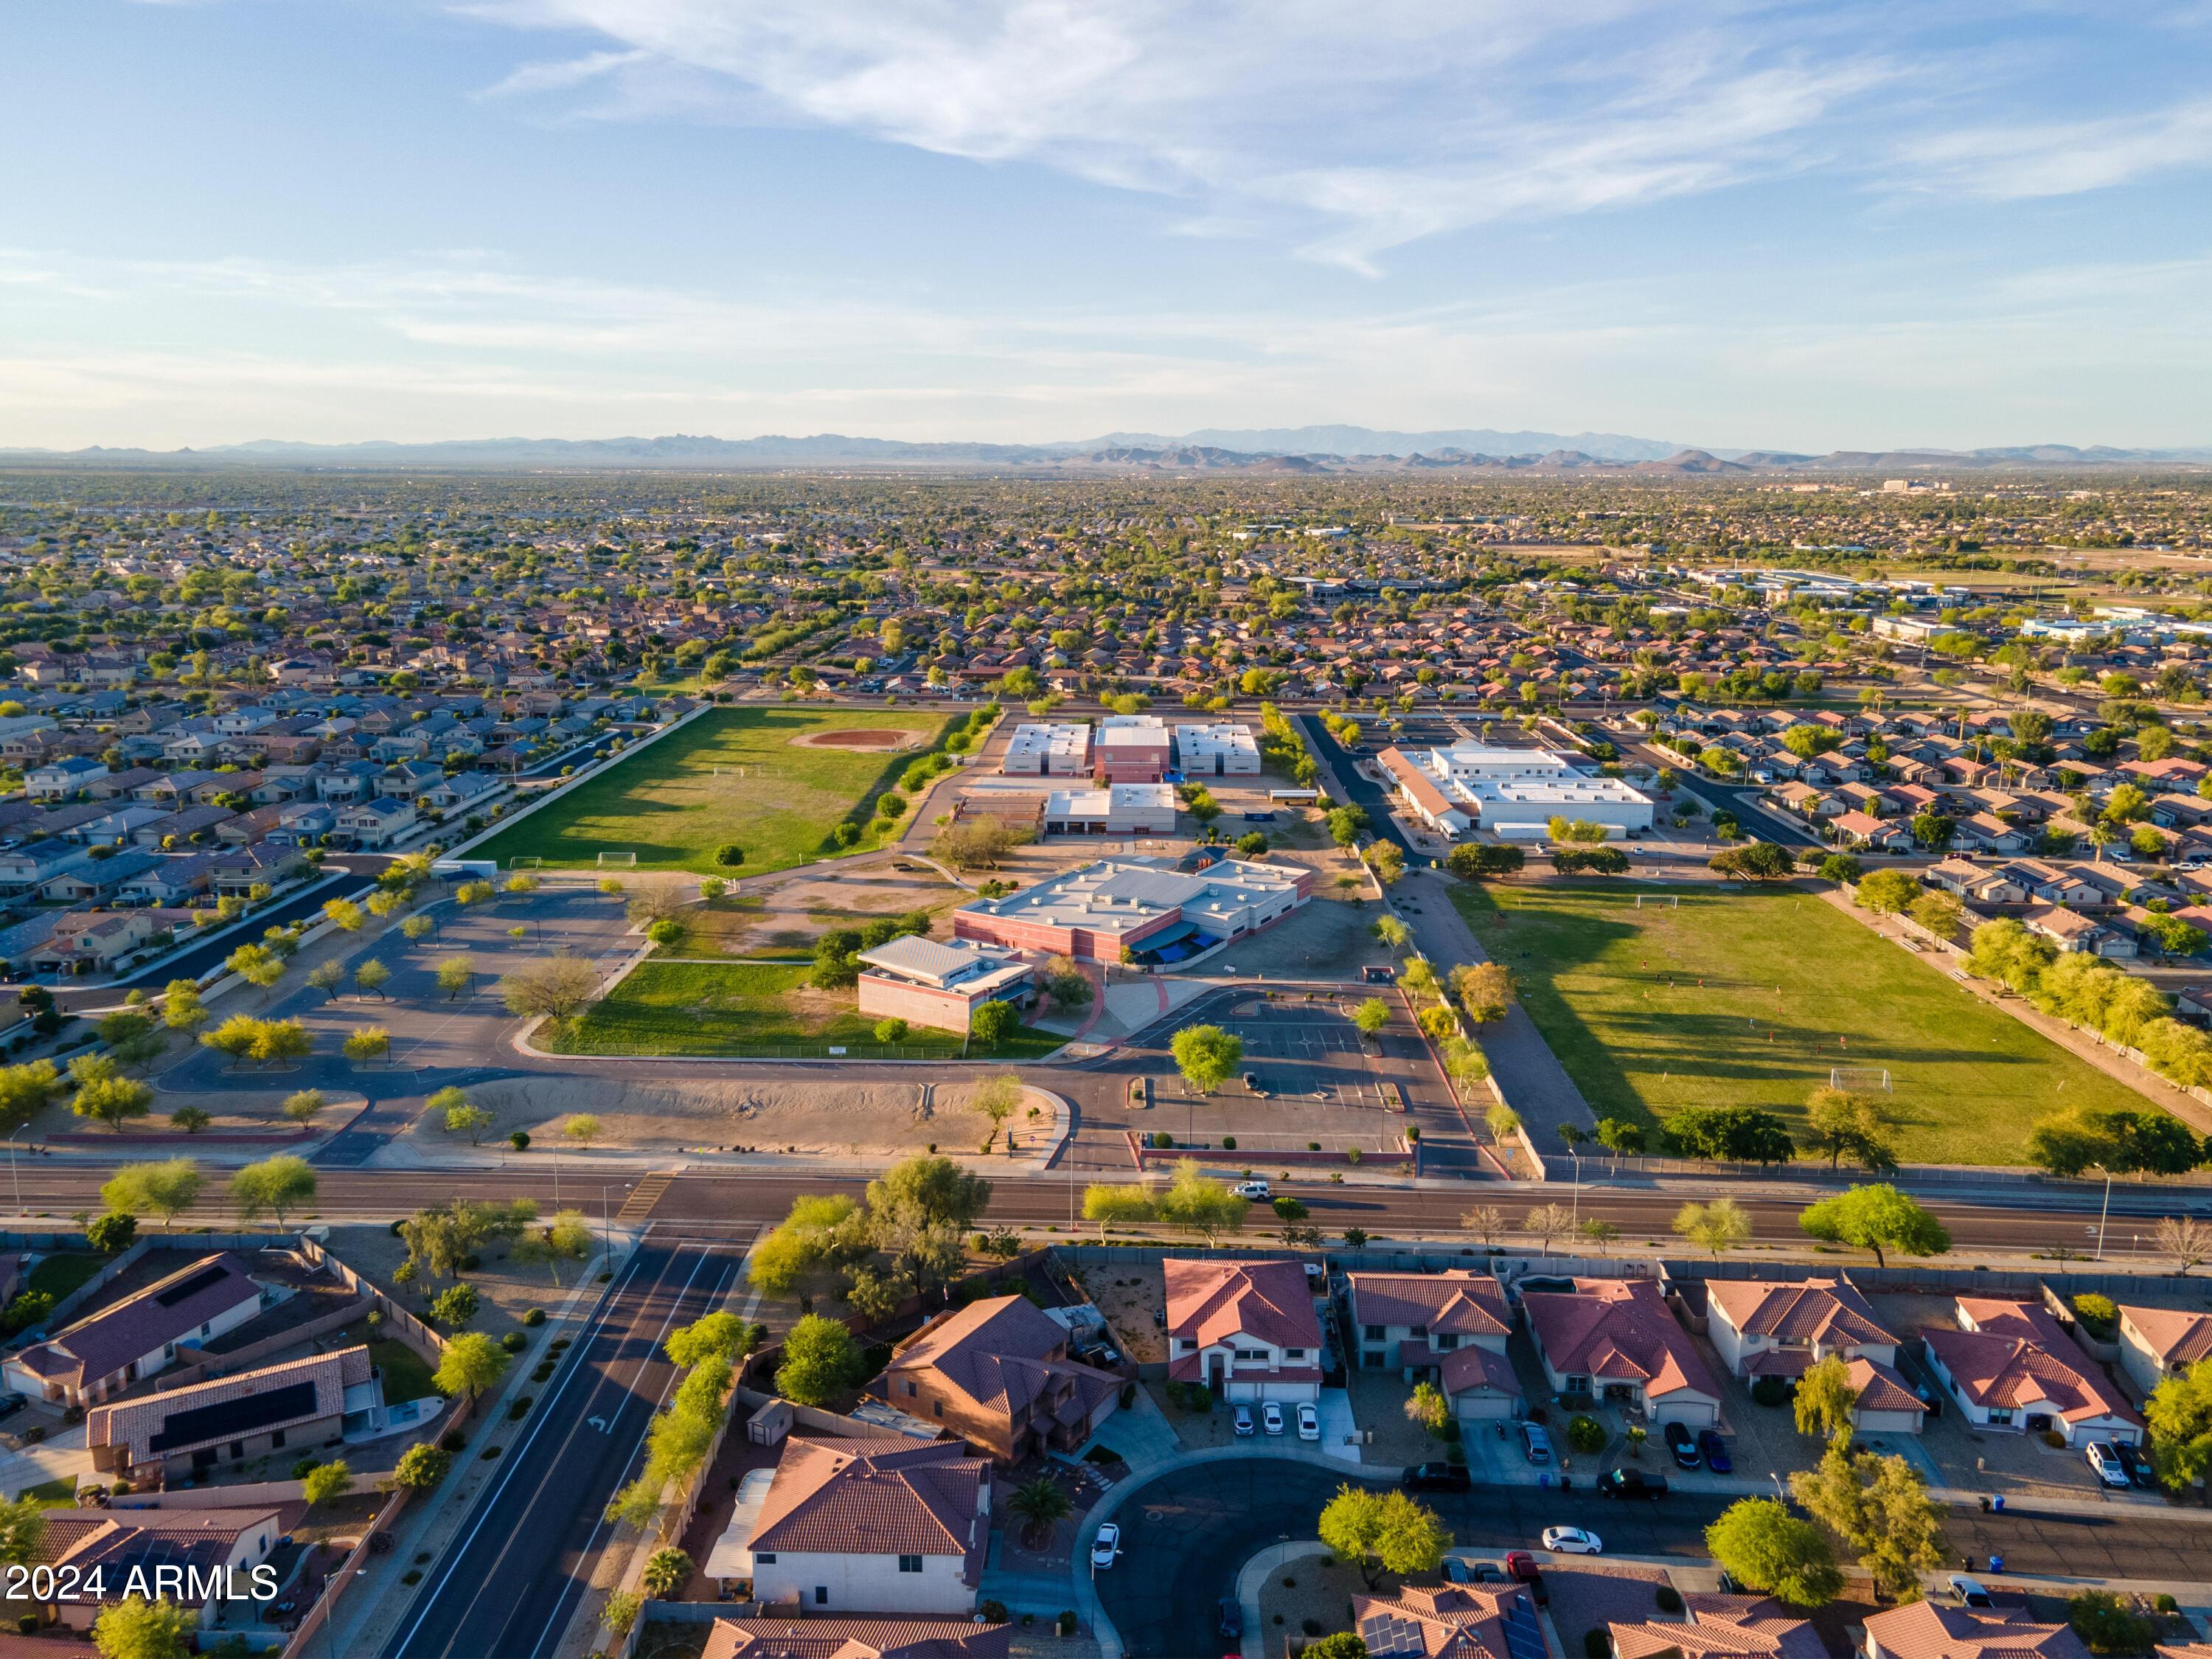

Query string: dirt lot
1346 1370 1453 1468
1069 1262 1167 1362
406 1074 1022 1158
18 1071 361 1145
327 1220 594 1352
645 865 973 962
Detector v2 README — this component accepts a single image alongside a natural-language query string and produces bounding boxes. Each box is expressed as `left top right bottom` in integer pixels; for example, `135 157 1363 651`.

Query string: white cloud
1892 99 2212 198
473 49 648 99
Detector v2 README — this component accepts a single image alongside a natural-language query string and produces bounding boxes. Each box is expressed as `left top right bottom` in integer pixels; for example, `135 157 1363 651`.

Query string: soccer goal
507 855 542 871
597 851 639 869
1830 1067 1892 1092
1635 894 1679 909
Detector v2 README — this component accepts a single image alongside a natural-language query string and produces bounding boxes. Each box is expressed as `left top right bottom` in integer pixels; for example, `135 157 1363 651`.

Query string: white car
1231 1180 1272 1199
1091 1523 1121 1568
1263 1402 1285 1436
1540 1527 1603 1555
1948 1576 1993 1609
1297 1402 1321 1441
2084 1441 2129 1488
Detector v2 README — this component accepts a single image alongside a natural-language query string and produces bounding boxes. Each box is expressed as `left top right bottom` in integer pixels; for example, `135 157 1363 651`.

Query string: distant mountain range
2 428 2208 473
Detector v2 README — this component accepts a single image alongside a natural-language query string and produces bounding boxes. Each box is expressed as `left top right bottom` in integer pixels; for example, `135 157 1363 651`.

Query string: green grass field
546 961 1065 1060
471 708 956 874
1448 882 2157 1166
368 1337 439 1402
27 1253 104 1304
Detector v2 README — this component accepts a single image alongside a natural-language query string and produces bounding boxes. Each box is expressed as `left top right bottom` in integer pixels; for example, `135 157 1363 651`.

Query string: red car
1504 1551 1537 1582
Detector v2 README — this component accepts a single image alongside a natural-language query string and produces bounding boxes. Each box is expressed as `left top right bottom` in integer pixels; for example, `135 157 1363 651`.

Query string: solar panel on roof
148 1380 317 1453
153 1264 231 1308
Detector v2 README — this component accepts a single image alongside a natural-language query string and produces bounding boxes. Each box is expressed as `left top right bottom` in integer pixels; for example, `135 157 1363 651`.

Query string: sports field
545 961 1065 1061
470 707 954 874
1448 881 2156 1166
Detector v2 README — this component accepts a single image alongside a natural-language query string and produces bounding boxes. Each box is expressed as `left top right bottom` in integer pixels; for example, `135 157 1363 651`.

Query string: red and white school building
951 855 1313 968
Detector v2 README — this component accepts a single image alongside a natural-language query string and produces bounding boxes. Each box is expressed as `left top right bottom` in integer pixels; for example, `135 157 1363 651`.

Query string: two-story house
722 1439 988 1615
1524 1279 1722 1427
873 1295 1119 1467
1346 1270 1520 1420
1164 1258 1322 1405
25 756 108 800
1704 1276 1924 1433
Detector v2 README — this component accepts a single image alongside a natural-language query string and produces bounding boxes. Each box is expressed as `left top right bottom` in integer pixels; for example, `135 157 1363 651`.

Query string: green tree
0 1493 47 1566
1804 1088 1896 1172
0 1059 61 1127
430 1282 482 1329
1794 1353 1860 1441
393 1444 451 1489
664 1311 753 1368
2145 1357 2212 1493
1155 1158 1250 1245
86 1212 137 1253
1006 1475 1076 1546
100 1158 202 1228
1853 869 1919 914
1405 1381 1449 1435
353 959 392 999
434 1331 511 1399
1353 998 1392 1036
1317 1485 1450 1589
779 1313 862 1405
1672 1197 1751 1259
1788 1442 1948 1601
72 1074 153 1132
1798 1184 1950 1267
746 1194 866 1295
344 1026 391 1067
92 1593 199 1659
1169 1024 1244 1094
1082 1182 1157 1237
1703 1498 1843 1607
229 1155 316 1226
302 1459 354 1509
513 1209 593 1284
436 955 476 1001
282 1088 326 1124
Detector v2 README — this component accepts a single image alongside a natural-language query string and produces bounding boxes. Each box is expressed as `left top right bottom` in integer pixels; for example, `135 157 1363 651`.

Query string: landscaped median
527 959 1066 1062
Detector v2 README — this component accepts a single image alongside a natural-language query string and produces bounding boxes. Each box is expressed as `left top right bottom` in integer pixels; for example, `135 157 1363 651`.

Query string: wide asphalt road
1096 1458 2212 1659
383 1236 745 1659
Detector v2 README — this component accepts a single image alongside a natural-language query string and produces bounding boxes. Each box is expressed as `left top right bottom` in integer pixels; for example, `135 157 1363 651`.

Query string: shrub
1565 1414 1606 1455
402 1571 422 1586
1750 1375 1790 1408
2068 1591 2155 1654
2072 1293 2118 1337
440 1431 466 1453
978 1601 1009 1625
1587 1630 1612 1658
524 1307 546 1327
1187 1384 1213 1412
1656 1587 1683 1614
18 1614 37 1634
1165 1380 1187 1409
501 1332 527 1354
1151 1131 1172 1150
1222 1136 1237 1150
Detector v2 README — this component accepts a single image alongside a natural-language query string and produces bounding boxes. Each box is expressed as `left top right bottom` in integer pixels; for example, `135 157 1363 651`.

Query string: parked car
1297 1402 1321 1441
1698 1430 1731 1472
1154 1305 1168 1328
1664 1422 1699 1470
1262 1402 1285 1436
1404 1462 1474 1492
1231 1180 1271 1199
1596 1470 1667 1500
0 1393 25 1423
2114 1441 2156 1489
1948 1576 1993 1609
1520 1422 1553 1464
1218 1599 1242 1640
1242 1072 1269 1098
2084 1441 2129 1488
1079 1342 1123 1369
1470 1563 1507 1584
1233 1403 1255 1436
1541 1527 1603 1555
1504 1551 1540 1584
1443 1559 1472 1585
1091 1523 1121 1568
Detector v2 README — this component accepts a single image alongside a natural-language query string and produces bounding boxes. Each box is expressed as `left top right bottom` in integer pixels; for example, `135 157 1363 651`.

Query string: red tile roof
2120 1305 2212 1371
1705 1277 1894 1349
1524 1279 1719 1405
1865 1600 2089 1659
702 1616 1013 1659
1846 1356 1924 1417
883 1295 1114 1424
88 1343 369 1462
1926 1302 2138 1427
1355 1582 1534 1659
1164 1259 1320 1354
1613 1596 1825 1659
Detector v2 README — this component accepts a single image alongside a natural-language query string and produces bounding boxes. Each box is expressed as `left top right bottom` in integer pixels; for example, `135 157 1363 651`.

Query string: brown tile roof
1705 1277 1895 1350
1164 1259 1321 1354
88 1343 370 1461
1928 1300 2140 1427
1439 1344 1522 1401
750 1439 985 1559
882 1295 1116 1427
42 1507 280 1603
1613 1596 1825 1659
1355 1583 1536 1659
1846 1356 1924 1417
701 1616 1013 1659
1349 1272 1511 1340
1525 1279 1719 1405
1865 1600 2090 1659
15 1253 262 1393
2120 1305 2212 1370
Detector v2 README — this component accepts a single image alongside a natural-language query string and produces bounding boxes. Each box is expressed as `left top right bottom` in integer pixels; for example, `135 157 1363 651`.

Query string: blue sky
4 0 2209 451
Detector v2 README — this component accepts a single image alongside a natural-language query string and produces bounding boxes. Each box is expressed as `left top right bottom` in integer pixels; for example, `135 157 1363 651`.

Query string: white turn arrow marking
588 1416 608 1432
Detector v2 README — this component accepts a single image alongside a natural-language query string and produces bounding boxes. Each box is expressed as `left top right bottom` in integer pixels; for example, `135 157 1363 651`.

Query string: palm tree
1006 1477 1074 1548
2088 822 2117 864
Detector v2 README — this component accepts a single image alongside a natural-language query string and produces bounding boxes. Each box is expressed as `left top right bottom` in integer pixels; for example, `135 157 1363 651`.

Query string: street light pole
2095 1166 2114 1262
5 1131 18 1218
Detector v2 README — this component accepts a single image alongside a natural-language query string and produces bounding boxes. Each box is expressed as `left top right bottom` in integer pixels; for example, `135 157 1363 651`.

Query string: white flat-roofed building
1378 744 1653 841
855 934 1035 1035
955 855 1313 963
1003 722 1093 776
1043 782 1177 835
1173 723 1261 777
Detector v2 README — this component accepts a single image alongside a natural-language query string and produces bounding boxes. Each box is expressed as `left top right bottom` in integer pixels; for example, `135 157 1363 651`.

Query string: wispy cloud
473 48 648 100
1893 99 2212 198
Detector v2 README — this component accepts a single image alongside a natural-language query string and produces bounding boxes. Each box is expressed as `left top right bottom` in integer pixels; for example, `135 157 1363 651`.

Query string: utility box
748 1399 793 1446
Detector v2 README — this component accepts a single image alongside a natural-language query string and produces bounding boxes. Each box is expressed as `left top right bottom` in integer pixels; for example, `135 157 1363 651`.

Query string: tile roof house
1612 1594 1826 1659
700 1617 1012 1659
1 1253 269 1407
1352 1581 1548 1659
34 1507 282 1632
87 1343 377 1483
730 1439 989 1615
1523 1279 1722 1427
1922 1298 2143 1445
873 1295 1119 1466
2116 1304 2212 1398
1346 1271 1520 1419
1165 1258 1323 1403
1863 1597 2090 1659
1701 1274 1921 1428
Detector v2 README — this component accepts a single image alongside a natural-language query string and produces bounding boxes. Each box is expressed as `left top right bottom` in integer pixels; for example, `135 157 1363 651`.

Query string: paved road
383 1236 745 1659
1096 1458 2212 1658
